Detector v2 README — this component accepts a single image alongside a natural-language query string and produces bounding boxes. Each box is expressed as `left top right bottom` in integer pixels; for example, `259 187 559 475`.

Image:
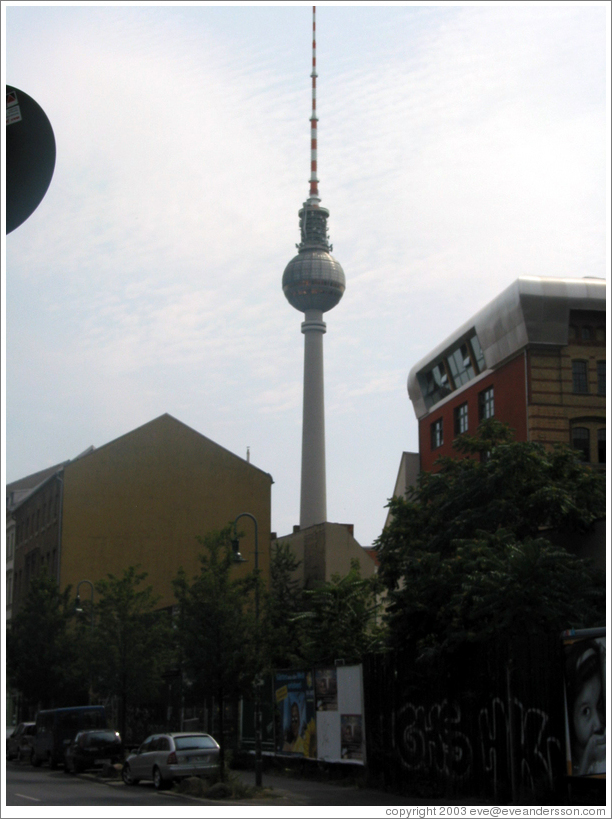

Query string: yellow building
11 414 273 613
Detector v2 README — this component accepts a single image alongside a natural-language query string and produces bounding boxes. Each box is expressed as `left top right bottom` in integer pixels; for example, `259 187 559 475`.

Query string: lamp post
231 513 262 788
75 579 94 630
75 579 94 704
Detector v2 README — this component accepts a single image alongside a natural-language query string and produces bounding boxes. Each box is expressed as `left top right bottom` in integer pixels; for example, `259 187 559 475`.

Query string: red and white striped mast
308 5 321 206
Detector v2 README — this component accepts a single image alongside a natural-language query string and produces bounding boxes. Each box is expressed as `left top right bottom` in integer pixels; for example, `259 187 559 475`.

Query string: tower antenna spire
308 5 320 205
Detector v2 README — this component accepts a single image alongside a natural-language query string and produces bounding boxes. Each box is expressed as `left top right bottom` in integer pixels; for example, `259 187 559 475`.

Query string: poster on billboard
315 667 338 711
340 714 364 761
562 629 606 777
275 670 317 757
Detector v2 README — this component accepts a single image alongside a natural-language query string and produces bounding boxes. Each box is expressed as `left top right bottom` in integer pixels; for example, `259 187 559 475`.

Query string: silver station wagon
122 732 220 790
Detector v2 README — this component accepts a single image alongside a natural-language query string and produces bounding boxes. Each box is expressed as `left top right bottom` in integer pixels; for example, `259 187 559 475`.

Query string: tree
293 559 387 666
172 528 257 778
6 572 88 712
375 420 606 658
88 566 173 741
261 541 306 670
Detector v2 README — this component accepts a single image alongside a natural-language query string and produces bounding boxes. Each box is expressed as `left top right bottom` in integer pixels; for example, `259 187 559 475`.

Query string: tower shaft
300 309 327 528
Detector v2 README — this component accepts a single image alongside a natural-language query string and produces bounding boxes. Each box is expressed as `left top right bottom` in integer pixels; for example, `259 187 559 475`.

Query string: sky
3 1 609 548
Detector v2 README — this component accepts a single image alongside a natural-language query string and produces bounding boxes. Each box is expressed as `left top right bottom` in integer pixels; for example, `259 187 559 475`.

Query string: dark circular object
282 248 346 313
6 85 56 234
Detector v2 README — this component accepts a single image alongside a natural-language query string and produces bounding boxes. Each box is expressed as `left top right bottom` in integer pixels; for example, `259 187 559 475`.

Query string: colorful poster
275 669 316 757
563 632 606 777
314 667 338 711
341 714 363 760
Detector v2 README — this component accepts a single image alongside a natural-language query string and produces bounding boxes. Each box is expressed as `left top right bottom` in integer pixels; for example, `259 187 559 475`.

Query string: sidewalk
232 768 491 807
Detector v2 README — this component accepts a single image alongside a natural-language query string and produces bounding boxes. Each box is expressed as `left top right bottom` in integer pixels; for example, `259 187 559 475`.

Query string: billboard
274 670 317 757
562 629 606 777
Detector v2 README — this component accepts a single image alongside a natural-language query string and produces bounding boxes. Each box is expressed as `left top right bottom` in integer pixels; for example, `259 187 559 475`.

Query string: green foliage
261 542 306 669
88 566 173 737
293 559 387 666
172 528 258 778
172 528 257 703
375 421 606 658
6 572 88 710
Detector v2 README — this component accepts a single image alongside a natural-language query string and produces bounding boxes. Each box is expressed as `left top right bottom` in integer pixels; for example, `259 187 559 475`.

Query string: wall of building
10 476 63 616
59 414 272 609
418 354 528 472
274 522 377 589
528 324 606 466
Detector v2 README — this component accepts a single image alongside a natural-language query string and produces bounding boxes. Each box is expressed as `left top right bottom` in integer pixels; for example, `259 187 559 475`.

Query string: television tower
282 6 346 529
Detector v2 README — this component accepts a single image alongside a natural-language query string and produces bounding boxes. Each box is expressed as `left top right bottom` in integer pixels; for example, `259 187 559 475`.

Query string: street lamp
75 579 94 629
231 513 263 788
75 579 95 705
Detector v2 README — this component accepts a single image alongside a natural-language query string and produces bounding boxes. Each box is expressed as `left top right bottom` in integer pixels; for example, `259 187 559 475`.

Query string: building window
479 386 494 420
597 361 605 395
431 418 443 450
572 427 590 461
7 572 13 606
448 344 475 388
454 402 469 436
598 429 605 464
572 361 589 393
581 326 593 342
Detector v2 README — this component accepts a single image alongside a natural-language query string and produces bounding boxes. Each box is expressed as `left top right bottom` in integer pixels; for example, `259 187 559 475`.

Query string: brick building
407 276 606 472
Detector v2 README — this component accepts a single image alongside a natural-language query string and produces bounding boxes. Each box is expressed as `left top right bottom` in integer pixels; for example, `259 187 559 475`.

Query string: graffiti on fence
395 696 562 789
395 700 473 781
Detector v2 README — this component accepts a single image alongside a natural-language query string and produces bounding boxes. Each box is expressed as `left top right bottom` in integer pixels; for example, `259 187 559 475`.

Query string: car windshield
86 731 118 743
174 735 217 750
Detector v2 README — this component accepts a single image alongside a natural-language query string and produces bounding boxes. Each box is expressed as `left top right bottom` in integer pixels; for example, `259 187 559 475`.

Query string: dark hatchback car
6 722 36 762
64 729 123 773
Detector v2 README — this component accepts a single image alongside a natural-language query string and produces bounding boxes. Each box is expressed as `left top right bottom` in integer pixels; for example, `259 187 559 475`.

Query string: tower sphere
282 247 346 313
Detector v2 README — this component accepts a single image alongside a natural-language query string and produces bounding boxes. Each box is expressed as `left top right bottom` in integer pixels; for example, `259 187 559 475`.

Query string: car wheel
153 766 170 790
122 763 138 786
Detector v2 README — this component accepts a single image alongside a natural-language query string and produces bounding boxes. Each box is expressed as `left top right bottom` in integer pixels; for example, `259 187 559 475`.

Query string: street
4 761 197 808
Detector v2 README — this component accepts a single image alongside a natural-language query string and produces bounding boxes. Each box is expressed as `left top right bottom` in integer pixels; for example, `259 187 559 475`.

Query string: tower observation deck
282 6 345 530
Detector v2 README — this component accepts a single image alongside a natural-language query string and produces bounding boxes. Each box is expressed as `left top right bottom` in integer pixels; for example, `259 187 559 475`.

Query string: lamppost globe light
231 537 248 563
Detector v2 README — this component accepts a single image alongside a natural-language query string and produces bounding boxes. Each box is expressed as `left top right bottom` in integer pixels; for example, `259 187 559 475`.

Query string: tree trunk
218 686 225 780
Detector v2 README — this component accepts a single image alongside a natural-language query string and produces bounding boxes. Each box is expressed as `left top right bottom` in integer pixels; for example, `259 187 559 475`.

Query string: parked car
6 722 36 762
121 732 220 790
31 705 106 768
64 729 123 773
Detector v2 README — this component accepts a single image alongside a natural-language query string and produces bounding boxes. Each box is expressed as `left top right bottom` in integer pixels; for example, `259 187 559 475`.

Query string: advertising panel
562 629 606 777
315 667 338 711
275 670 316 757
341 714 364 760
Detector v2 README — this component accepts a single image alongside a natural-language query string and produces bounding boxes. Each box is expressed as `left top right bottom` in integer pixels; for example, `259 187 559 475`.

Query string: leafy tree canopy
261 541 306 670
7 572 88 710
88 566 173 738
375 421 605 658
292 559 387 666
172 528 257 704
